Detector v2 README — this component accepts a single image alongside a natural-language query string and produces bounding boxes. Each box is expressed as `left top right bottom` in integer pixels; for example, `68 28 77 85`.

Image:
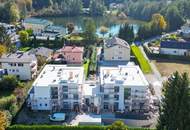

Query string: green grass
64 35 84 42
19 47 31 52
83 59 90 79
131 45 152 74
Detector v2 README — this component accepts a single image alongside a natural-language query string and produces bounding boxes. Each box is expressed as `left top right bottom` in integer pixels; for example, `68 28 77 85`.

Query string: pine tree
157 72 190 130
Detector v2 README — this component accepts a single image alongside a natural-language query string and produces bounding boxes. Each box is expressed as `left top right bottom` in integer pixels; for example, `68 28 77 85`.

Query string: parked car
49 113 65 121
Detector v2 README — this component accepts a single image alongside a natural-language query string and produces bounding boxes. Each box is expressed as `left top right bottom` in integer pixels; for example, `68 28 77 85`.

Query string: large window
73 94 78 100
51 87 58 99
114 86 120 92
114 95 119 100
124 88 131 99
63 94 68 99
104 95 109 100
104 102 109 109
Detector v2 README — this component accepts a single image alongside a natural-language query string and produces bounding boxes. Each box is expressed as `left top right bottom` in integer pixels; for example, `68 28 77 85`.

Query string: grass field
152 59 190 77
131 45 152 74
83 59 90 79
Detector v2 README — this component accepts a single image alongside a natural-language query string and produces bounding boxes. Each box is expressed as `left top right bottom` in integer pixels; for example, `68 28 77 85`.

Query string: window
100 87 104 92
114 102 119 111
73 94 78 100
73 58 75 61
112 57 114 59
13 63 16 66
114 86 119 92
104 102 109 109
118 57 122 59
40 104 42 106
63 94 68 99
16 69 19 72
174 51 177 53
104 95 109 100
12 69 15 72
114 95 119 100
45 104 47 106
18 63 23 66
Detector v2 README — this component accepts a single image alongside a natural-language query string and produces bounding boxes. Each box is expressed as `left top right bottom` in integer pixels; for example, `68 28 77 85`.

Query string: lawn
64 35 84 42
152 59 190 77
131 45 152 74
83 59 90 79
19 47 31 52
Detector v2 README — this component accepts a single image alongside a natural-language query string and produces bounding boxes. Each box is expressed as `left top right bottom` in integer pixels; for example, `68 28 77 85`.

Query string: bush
7 125 155 130
131 45 152 74
0 95 16 110
0 75 18 91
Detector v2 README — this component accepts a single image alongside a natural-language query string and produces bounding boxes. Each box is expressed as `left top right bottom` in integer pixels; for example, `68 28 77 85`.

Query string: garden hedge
7 125 155 130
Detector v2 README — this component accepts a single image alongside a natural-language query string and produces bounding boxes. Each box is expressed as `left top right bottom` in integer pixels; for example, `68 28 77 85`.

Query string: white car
49 113 66 121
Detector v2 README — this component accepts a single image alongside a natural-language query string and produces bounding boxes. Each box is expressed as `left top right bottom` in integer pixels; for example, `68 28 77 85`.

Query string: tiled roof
28 47 53 58
160 40 190 49
105 36 130 48
61 46 84 53
0 51 36 63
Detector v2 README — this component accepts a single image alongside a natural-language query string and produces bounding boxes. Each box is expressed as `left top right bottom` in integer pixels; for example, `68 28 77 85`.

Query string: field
131 45 152 74
152 59 190 77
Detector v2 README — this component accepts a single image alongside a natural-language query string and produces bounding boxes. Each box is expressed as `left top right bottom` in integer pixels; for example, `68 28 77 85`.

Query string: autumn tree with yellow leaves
0 111 7 130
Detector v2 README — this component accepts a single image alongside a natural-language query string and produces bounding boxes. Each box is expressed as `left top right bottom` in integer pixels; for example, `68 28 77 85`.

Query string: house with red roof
52 46 84 64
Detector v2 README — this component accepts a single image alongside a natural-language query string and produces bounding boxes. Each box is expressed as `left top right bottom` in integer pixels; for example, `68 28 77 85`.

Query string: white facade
29 65 85 111
29 65 153 113
0 52 37 80
160 48 190 56
104 37 130 61
99 65 152 112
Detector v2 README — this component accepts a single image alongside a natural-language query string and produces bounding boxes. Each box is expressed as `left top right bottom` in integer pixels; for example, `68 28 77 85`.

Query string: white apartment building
28 65 85 111
28 64 153 113
0 52 37 80
99 65 153 113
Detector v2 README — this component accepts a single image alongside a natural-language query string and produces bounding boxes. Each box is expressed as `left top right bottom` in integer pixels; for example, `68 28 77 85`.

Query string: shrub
7 125 156 130
0 75 18 91
0 95 16 110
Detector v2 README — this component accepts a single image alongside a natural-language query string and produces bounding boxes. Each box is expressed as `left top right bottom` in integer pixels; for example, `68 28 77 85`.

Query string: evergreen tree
118 24 134 44
157 72 190 130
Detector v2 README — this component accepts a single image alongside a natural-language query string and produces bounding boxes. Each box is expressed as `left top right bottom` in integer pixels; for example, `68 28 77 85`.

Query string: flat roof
33 65 84 87
100 65 149 87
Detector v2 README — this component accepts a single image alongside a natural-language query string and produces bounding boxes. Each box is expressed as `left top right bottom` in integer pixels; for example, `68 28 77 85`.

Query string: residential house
181 23 190 38
28 47 53 59
104 37 130 61
99 65 153 113
160 40 190 56
22 18 53 34
53 46 84 64
0 51 37 80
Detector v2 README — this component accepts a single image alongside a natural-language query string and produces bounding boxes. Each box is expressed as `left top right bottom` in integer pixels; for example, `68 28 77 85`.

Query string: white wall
1 62 36 80
160 48 187 56
104 45 130 61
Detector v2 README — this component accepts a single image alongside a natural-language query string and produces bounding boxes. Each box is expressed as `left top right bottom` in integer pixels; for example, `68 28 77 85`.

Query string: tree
0 111 7 130
0 75 18 91
99 26 109 37
89 0 106 16
0 45 7 57
19 30 29 45
151 13 167 31
157 72 190 130
0 26 11 47
165 6 184 31
84 19 97 44
7 1 20 23
108 120 127 130
66 23 75 34
118 24 134 44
